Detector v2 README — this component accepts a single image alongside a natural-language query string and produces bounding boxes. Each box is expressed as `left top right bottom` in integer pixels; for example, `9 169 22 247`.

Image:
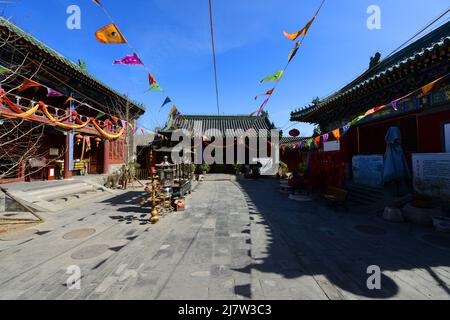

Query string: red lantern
289 129 300 137
75 133 83 145
71 110 78 121
112 115 119 124
95 137 102 147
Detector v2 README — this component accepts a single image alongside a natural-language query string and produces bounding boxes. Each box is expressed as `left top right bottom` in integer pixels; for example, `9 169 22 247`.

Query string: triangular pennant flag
314 136 321 147
121 119 127 128
283 16 316 41
260 70 284 83
421 77 444 94
364 105 386 116
343 125 350 134
18 78 41 92
141 128 145 135
168 105 177 116
332 128 341 141
133 126 139 135
0 65 11 74
47 87 63 97
390 99 399 111
148 73 157 86
65 97 75 104
350 115 366 125
254 89 274 100
323 133 329 142
149 83 163 92
95 112 105 119
113 53 143 65
257 97 270 116
95 23 127 44
160 97 172 109
288 41 301 63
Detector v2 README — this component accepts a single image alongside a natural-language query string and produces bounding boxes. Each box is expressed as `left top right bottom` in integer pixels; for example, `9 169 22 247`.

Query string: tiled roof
291 21 450 120
167 115 274 138
135 133 156 146
0 17 145 113
280 137 309 145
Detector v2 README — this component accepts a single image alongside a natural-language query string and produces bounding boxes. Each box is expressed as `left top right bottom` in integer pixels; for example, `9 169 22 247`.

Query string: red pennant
148 73 157 86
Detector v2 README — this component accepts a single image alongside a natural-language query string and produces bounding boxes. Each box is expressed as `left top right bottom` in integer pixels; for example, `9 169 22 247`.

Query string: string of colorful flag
0 65 162 137
282 74 449 151
0 88 125 139
250 0 326 117
90 0 181 129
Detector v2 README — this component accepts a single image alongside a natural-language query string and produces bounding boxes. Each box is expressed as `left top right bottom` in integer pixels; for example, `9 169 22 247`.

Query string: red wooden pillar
103 140 110 174
64 133 72 179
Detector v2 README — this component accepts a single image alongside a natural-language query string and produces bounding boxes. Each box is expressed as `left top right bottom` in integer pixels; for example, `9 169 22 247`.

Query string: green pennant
95 112 105 119
350 115 366 125
260 70 284 83
149 83 163 92
0 65 10 74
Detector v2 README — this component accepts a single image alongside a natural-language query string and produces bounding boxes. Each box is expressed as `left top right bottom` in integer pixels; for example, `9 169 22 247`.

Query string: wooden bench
322 186 348 208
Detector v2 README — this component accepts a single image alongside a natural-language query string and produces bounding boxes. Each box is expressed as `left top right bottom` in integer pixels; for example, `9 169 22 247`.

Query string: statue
105 171 120 189
119 165 130 190
78 59 87 71
369 52 381 69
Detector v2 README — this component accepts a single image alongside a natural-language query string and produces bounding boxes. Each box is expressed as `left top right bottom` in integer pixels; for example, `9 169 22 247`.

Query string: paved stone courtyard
1 177 450 300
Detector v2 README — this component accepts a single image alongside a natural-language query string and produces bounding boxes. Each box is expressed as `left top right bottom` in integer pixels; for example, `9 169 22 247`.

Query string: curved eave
291 34 450 123
0 18 145 115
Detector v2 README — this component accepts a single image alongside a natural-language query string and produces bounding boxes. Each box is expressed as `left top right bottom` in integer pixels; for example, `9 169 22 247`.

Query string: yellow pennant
332 128 341 141
283 16 315 41
95 23 127 44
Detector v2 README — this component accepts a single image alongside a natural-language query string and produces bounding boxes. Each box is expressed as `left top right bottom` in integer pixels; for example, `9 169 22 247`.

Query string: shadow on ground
101 191 150 225
232 179 450 299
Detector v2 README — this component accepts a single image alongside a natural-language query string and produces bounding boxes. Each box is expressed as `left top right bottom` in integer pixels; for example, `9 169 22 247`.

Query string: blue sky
2 0 449 136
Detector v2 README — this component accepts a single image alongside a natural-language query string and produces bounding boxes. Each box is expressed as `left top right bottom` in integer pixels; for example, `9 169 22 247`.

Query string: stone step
347 192 384 203
26 182 91 197
346 182 385 195
6 179 114 213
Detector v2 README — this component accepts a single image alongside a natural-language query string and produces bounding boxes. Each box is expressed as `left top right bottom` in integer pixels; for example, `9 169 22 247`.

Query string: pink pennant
47 88 63 97
113 53 144 66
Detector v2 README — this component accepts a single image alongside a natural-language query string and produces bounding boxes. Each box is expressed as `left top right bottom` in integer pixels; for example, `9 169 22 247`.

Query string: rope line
208 0 221 115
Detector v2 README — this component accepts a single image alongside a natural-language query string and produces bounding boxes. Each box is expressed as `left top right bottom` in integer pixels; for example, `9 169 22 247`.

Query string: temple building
0 18 145 183
138 114 276 174
289 21 449 195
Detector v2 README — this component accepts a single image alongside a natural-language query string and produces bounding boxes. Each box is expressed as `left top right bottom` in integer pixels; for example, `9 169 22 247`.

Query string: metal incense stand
149 168 161 224
156 156 176 213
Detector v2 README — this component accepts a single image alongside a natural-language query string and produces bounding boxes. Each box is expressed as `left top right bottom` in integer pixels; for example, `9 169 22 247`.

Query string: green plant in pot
201 163 210 174
279 161 288 178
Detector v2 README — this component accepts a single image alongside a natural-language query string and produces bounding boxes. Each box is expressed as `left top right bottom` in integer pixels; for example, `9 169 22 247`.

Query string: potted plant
201 163 210 175
278 161 288 179
232 164 242 175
